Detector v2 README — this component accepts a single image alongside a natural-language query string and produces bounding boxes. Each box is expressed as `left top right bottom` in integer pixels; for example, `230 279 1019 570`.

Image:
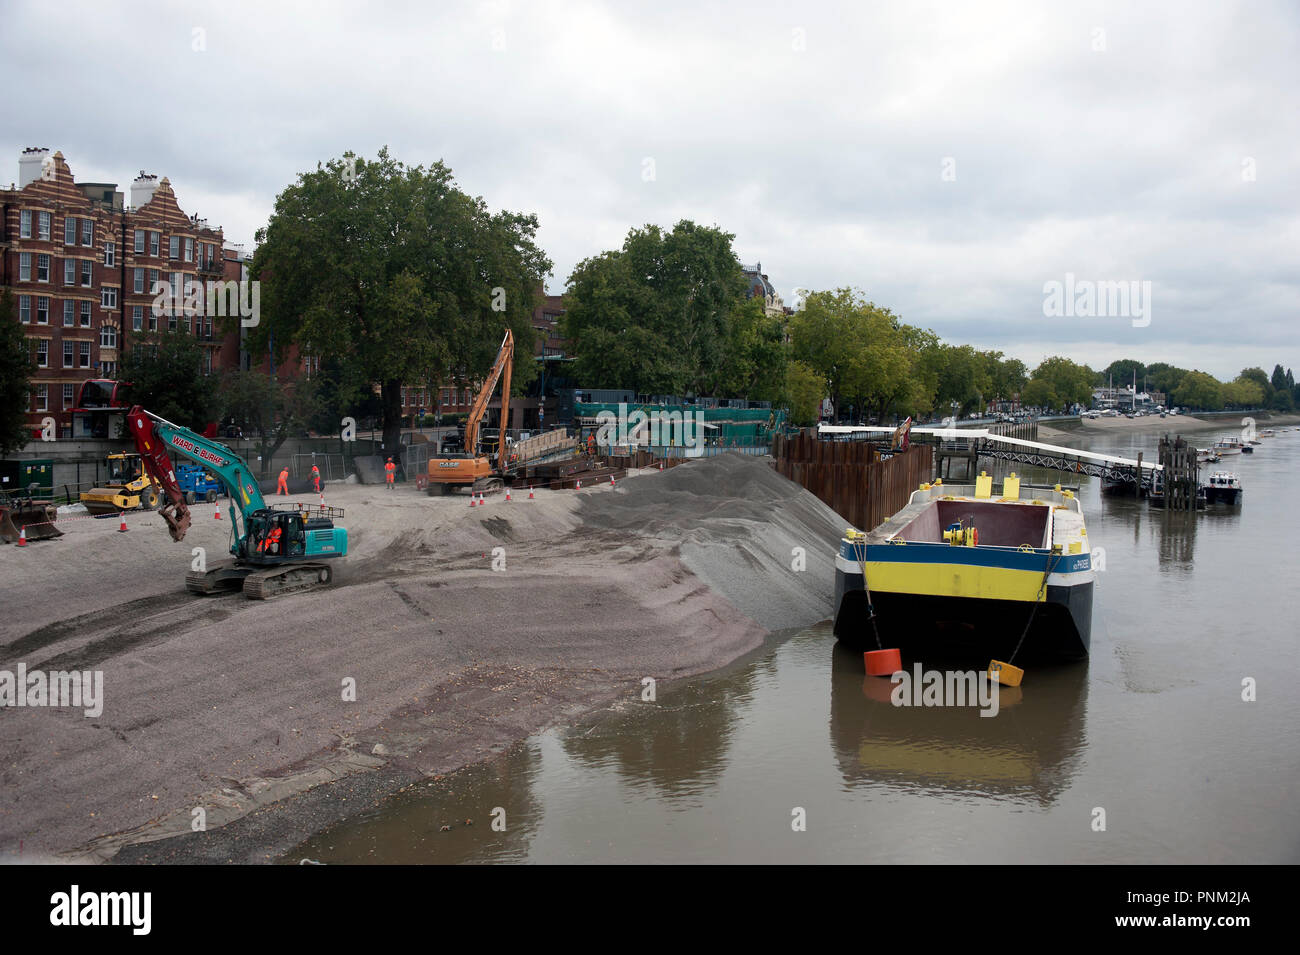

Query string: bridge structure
817 425 1163 490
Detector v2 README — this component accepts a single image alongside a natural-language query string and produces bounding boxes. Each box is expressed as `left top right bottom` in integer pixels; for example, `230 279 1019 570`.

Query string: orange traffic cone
609 474 615 487
576 479 582 490
469 492 477 507
214 501 222 520
658 461 664 471
505 488 512 502
118 512 128 533
528 486 535 500
17 526 27 546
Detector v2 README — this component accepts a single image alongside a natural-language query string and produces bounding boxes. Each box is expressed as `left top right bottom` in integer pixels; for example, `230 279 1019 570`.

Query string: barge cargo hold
833 474 1094 662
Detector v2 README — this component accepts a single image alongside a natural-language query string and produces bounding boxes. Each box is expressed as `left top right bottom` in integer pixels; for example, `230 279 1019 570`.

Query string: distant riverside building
1 147 231 436
740 262 790 318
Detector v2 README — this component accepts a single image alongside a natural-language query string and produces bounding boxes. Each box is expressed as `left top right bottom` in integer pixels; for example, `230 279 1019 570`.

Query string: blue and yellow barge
833 473 1095 661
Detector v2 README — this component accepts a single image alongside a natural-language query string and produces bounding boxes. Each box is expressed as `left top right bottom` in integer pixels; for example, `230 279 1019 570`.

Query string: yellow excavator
80 452 162 515
425 330 513 496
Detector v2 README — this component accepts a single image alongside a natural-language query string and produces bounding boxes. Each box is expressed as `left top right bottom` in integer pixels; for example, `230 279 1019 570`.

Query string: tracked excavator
424 329 514 496
126 406 347 599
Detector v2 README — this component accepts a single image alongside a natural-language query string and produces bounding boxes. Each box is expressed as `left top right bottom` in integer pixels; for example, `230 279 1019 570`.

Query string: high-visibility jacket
258 526 282 553
385 463 396 481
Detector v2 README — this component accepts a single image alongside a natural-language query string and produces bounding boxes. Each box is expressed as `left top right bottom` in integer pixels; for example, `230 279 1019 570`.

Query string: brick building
1 147 230 436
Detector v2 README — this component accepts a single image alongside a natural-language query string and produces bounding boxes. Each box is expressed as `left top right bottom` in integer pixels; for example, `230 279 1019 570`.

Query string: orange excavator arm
463 329 513 472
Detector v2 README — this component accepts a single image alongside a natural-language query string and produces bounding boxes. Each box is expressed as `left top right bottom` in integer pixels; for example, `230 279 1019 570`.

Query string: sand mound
579 454 845 630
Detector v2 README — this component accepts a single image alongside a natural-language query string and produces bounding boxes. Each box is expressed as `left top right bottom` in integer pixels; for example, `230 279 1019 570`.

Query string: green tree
1146 362 1188 396
1238 367 1272 405
784 360 825 427
1172 370 1224 410
561 220 748 394
0 290 36 454
1024 356 1094 411
715 297 788 401
1101 358 1146 388
1270 364 1288 394
119 332 221 431
220 371 322 476
251 148 551 453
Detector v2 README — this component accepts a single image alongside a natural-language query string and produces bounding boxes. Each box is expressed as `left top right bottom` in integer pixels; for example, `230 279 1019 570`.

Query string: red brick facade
1 148 229 436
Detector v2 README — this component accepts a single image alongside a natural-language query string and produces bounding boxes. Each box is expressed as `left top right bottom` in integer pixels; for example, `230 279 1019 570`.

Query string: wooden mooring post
1158 433 1199 510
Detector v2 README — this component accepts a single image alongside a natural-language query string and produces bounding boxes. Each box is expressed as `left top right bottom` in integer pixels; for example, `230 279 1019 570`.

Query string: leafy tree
220 371 322 476
715 297 788 400
1270 364 1288 394
305 356 383 435
1146 362 1188 396
1101 358 1146 388
1024 356 1094 411
1172 370 1224 410
251 148 551 453
1238 367 1273 404
119 331 221 431
784 360 825 426
561 220 748 394
1223 378 1263 409
0 290 35 454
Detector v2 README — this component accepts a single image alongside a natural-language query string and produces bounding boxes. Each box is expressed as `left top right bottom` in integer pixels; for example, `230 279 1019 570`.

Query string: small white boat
1204 471 1243 506
1213 436 1244 455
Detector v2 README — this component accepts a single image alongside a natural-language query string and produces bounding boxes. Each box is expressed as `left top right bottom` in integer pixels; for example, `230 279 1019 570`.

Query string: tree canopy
251 148 551 451
0 290 35 455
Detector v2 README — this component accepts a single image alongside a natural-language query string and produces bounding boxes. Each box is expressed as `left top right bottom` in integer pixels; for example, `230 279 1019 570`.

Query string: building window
63 300 75 326
37 254 50 282
81 219 92 246
20 210 32 238
36 297 49 324
64 258 76 285
64 216 77 245
39 211 51 240
149 308 158 332
81 261 92 287
18 295 31 323
101 360 115 375
63 341 74 368
80 302 91 327
168 311 177 332
79 342 91 368
149 268 159 291
35 384 48 411
150 231 159 256
134 268 145 293
63 384 75 409
34 339 47 366
104 242 115 267
169 235 179 259
19 253 31 281
133 305 143 331
184 237 193 262
101 325 117 348
102 287 118 310
134 229 145 253
203 350 213 374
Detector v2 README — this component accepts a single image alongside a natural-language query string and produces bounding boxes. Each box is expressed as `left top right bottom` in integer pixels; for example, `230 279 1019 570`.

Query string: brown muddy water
288 428 1300 863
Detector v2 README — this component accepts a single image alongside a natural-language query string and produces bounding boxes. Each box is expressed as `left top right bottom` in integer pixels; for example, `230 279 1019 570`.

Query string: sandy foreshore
1036 412 1300 443
0 455 843 863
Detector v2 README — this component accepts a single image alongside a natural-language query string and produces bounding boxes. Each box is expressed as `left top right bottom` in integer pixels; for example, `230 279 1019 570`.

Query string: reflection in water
558 661 760 802
828 643 1088 806
1156 509 1197 565
290 739 546 864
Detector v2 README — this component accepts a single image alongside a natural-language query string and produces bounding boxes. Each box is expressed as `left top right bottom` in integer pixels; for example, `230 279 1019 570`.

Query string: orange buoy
864 647 902 677
118 512 128 532
988 660 1024 687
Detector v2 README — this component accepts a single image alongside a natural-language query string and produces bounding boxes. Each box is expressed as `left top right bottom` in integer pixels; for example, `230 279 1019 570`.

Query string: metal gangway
818 425 1163 489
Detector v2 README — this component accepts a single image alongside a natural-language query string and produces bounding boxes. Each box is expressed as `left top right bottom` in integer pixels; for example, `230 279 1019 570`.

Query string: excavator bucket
158 501 192 542
0 495 63 543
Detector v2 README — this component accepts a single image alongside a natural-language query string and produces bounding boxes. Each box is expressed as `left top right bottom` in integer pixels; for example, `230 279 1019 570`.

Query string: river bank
0 454 843 863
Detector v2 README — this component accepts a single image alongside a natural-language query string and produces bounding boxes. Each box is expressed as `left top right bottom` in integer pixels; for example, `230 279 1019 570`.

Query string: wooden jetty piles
1157 434 1200 510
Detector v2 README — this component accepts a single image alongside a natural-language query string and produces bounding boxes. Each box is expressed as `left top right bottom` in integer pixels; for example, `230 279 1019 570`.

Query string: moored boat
1213 436 1245 456
833 472 1094 662
1203 470 1243 506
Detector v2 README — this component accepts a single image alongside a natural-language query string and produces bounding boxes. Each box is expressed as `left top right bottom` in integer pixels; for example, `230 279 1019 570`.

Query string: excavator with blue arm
126 406 348 599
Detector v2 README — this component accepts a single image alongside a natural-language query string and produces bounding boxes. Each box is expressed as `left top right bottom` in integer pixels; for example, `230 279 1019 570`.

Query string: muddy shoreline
0 455 843 864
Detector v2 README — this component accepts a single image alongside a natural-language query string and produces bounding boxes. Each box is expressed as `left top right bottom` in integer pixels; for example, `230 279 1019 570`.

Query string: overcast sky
4 0 1296 380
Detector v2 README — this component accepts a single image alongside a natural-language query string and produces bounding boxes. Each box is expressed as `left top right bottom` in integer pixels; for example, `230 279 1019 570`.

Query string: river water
290 424 1300 863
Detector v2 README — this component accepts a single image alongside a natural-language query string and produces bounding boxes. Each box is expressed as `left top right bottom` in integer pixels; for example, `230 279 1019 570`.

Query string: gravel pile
579 453 845 630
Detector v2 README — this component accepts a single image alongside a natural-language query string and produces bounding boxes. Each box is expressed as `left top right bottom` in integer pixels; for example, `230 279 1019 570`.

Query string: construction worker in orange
258 524 282 555
385 457 396 490
311 464 321 494
586 432 596 457
276 467 290 496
